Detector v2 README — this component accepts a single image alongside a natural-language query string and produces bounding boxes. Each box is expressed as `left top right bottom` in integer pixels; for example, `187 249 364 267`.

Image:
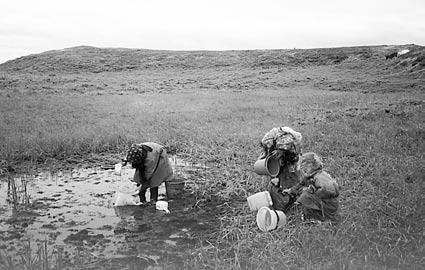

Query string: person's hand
307 185 316 193
281 188 292 194
121 159 128 166
270 149 283 159
132 185 141 196
271 178 279 186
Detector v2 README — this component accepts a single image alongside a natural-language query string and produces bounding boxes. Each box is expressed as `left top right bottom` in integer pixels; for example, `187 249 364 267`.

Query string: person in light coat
284 152 340 223
123 142 173 203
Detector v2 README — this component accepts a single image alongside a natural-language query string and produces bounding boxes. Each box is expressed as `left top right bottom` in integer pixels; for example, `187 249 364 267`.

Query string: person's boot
150 187 159 203
139 188 147 204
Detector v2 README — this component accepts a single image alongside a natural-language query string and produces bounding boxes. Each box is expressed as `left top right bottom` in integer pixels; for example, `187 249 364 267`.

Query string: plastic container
256 206 287 232
114 192 137 206
156 200 170 213
247 191 273 211
253 156 280 177
114 163 122 176
165 177 185 199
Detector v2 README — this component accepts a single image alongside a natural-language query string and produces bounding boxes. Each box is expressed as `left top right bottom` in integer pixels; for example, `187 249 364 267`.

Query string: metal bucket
253 155 280 177
165 178 185 199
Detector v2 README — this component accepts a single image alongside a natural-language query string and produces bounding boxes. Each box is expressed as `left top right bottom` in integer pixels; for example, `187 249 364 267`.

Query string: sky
0 0 424 63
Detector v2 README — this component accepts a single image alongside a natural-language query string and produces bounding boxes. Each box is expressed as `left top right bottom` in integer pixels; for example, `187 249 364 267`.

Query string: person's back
312 170 339 199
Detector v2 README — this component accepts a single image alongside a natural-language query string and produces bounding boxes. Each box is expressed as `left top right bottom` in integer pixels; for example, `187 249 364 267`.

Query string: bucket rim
265 155 280 177
256 206 278 232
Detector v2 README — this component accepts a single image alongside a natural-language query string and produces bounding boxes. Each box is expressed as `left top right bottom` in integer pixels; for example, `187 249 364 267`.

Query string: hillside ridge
1 44 423 74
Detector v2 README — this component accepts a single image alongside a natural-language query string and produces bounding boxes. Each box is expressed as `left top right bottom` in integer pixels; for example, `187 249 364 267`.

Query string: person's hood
299 152 323 177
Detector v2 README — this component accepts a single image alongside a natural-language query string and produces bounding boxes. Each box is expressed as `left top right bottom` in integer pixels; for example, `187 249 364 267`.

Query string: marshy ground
0 45 424 269
1 157 223 269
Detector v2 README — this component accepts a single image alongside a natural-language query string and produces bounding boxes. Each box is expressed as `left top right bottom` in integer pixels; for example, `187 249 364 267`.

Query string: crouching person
284 152 340 223
123 142 173 204
259 126 303 212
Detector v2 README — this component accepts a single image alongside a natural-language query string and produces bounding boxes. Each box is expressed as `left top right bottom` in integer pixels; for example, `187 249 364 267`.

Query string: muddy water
0 157 220 269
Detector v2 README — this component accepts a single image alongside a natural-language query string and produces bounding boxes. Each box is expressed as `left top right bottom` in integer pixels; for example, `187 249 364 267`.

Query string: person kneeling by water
283 152 340 223
123 142 173 204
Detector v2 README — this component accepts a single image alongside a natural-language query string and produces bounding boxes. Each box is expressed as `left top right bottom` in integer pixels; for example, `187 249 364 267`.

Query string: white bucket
247 191 273 211
156 200 170 213
114 163 122 176
256 206 287 232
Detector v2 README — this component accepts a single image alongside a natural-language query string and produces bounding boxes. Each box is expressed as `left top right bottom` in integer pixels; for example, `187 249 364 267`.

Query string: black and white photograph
0 0 424 269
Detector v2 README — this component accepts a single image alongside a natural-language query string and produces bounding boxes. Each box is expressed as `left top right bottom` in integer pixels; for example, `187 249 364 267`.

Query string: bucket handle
272 209 280 225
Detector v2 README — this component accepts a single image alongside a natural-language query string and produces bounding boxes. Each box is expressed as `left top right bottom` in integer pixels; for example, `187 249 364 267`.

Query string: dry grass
0 240 65 270
0 45 424 269
1 86 424 269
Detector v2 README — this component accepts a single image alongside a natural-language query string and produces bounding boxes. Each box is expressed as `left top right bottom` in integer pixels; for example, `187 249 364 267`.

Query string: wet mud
0 157 222 269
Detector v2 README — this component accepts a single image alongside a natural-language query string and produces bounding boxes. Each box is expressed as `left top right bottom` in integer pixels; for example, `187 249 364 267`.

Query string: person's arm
258 141 268 159
313 174 339 199
138 163 148 183
315 186 333 199
270 149 284 159
282 176 308 195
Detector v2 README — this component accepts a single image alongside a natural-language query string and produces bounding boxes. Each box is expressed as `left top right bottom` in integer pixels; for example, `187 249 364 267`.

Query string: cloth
132 142 174 188
260 127 302 169
298 152 323 178
126 144 152 167
261 127 302 154
126 143 152 183
269 185 296 212
297 191 339 222
278 163 300 189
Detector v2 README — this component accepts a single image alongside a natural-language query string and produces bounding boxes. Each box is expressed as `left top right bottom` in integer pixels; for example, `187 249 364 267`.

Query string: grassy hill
1 44 424 73
0 45 423 96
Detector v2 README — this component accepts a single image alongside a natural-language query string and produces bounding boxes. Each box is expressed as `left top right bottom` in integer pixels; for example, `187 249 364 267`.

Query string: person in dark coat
259 126 302 212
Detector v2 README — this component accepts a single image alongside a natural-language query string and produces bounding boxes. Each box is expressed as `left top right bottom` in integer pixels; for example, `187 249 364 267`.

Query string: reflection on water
0 156 218 268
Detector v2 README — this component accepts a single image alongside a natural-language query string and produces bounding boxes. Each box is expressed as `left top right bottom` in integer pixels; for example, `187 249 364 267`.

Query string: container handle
272 209 280 225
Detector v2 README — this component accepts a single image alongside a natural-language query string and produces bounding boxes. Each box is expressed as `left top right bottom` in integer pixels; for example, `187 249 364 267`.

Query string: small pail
165 178 185 199
156 200 170 213
253 156 280 177
247 191 273 211
114 163 122 176
256 206 287 232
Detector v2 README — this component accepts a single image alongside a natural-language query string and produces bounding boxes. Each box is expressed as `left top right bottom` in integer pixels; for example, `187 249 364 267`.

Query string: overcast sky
0 0 424 63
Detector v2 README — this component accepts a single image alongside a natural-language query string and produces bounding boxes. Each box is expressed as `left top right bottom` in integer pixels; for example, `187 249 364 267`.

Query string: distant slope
0 44 423 74
0 45 423 95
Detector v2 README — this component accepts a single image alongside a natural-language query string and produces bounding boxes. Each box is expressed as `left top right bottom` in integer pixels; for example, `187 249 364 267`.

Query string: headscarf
261 126 302 154
126 144 147 168
299 152 323 178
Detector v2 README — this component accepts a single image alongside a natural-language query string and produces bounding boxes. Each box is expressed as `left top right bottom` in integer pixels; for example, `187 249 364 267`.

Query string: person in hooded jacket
123 142 173 203
283 152 340 223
